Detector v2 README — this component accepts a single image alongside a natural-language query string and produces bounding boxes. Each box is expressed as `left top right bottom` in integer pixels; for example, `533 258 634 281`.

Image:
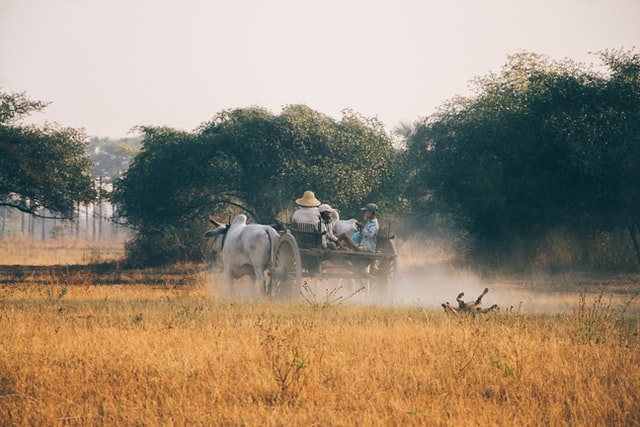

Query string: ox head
203 218 229 255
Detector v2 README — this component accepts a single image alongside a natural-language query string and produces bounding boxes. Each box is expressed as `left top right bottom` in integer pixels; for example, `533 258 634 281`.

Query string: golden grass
0 237 126 266
0 280 639 426
1 239 639 425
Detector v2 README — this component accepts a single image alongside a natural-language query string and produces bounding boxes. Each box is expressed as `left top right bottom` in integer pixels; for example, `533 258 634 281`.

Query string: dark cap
361 203 378 214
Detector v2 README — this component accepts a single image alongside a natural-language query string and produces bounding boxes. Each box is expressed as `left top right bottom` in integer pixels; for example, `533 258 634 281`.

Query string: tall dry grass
0 280 639 426
1 238 639 425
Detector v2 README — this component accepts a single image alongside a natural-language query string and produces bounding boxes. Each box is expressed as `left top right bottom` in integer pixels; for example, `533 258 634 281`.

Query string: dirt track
0 263 205 287
0 262 638 293
1 262 639 314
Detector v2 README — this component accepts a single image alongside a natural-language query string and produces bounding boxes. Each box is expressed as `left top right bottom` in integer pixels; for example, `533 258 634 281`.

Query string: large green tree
406 49 640 266
197 105 394 220
0 90 96 219
113 105 397 265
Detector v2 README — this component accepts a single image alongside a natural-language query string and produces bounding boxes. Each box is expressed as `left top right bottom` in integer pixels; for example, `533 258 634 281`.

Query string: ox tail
265 228 278 296
266 228 277 267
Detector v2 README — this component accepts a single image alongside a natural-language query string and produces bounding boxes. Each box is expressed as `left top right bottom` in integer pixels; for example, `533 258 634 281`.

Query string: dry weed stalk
573 290 639 345
300 281 365 310
256 317 319 404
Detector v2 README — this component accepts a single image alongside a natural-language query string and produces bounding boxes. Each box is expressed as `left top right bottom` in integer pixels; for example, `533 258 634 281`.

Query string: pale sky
1 0 638 138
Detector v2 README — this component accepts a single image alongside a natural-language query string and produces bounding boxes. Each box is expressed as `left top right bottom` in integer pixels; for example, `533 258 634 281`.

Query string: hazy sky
1 0 638 138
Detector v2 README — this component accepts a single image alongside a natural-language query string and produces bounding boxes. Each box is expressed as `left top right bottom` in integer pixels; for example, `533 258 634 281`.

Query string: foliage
197 105 396 220
0 90 97 219
406 49 640 267
88 136 141 179
112 127 216 264
113 106 397 264
573 291 638 345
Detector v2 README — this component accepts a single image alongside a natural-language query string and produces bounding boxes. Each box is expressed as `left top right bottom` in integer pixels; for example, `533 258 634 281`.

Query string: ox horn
209 217 221 227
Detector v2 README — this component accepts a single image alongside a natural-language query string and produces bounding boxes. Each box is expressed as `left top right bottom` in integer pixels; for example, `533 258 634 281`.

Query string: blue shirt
360 218 379 252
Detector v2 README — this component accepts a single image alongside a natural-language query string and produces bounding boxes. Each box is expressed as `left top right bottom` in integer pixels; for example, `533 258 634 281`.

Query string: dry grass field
0 237 126 266
1 238 639 426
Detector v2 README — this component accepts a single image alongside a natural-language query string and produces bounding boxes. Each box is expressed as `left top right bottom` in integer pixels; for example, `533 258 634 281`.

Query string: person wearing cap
318 203 340 249
291 190 321 230
353 203 379 252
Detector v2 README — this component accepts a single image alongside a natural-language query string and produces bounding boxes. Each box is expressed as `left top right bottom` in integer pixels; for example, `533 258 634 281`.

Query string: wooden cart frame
268 222 398 297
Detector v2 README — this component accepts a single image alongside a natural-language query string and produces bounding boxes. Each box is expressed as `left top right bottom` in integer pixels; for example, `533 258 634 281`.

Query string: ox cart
268 223 398 297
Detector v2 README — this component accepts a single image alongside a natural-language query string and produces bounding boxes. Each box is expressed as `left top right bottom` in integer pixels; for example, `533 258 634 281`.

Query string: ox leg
254 267 267 298
221 269 235 297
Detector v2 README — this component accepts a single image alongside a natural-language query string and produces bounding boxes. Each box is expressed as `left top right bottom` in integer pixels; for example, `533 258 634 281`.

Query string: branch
212 199 259 223
0 202 72 220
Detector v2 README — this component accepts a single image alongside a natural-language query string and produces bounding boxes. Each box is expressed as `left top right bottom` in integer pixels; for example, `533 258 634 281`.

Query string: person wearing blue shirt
352 203 379 252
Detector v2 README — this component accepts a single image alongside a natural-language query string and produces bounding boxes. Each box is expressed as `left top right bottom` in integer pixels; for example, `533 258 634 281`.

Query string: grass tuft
300 281 364 310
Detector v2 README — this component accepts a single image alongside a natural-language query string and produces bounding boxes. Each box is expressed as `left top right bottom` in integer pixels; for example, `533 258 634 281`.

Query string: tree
111 127 224 264
0 90 96 219
197 105 395 221
593 49 640 261
113 105 397 265
406 49 640 267
88 136 141 179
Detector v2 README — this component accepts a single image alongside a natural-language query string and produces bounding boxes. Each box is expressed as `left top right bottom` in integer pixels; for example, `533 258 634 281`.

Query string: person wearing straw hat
291 190 321 230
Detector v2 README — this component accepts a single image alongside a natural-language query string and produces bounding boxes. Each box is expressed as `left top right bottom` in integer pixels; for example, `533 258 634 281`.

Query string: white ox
203 214 279 296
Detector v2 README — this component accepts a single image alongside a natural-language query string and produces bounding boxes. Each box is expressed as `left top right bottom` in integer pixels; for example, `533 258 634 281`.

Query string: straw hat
296 191 321 207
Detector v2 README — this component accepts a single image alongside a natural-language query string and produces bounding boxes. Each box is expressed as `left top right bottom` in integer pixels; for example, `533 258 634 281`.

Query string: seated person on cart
318 203 341 249
291 190 321 230
352 203 379 252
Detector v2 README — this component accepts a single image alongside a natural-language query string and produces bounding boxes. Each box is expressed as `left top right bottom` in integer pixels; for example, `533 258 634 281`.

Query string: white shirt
292 207 320 229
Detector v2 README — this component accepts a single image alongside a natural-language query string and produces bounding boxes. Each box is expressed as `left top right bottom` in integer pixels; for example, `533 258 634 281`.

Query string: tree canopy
112 105 398 264
89 136 141 179
0 90 96 219
406 49 640 265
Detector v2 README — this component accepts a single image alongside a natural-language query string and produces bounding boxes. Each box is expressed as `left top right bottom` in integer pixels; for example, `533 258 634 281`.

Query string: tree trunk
1 206 5 239
629 218 640 267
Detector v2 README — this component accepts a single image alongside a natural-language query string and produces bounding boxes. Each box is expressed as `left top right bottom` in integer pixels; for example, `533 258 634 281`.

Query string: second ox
203 214 279 296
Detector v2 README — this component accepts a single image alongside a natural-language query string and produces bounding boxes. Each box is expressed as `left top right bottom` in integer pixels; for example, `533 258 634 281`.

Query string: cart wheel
372 239 398 293
269 232 302 297
373 256 398 293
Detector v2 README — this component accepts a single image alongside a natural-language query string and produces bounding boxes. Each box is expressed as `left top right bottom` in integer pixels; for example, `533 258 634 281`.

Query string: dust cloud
204 237 640 315
310 237 638 315
370 238 639 315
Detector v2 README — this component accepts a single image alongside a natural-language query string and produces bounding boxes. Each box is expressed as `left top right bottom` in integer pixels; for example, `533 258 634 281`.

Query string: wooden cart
268 222 398 297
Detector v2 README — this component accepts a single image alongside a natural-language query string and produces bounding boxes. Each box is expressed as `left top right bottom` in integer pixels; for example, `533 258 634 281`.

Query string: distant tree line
1 49 639 270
